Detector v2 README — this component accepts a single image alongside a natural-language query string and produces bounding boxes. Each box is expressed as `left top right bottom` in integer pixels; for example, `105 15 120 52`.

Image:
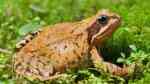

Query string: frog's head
87 10 121 45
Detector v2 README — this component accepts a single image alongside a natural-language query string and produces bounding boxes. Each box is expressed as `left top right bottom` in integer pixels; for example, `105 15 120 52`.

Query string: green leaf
120 52 126 58
30 4 47 13
129 45 137 52
117 58 125 63
18 22 42 36
0 0 5 13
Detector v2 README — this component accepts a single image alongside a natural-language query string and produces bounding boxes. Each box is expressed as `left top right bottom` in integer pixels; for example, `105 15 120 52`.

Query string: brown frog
13 10 132 80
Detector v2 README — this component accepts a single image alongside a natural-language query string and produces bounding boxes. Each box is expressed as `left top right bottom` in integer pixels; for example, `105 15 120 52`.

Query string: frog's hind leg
90 47 133 77
15 29 42 51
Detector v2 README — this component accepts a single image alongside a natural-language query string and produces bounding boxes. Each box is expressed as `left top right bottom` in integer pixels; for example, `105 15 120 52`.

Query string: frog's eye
97 15 108 24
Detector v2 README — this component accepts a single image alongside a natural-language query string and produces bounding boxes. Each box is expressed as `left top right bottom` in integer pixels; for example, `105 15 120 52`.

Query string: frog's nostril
116 15 121 20
112 14 121 20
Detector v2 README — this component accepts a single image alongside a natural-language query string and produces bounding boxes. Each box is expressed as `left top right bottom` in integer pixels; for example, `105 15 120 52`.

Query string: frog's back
14 22 91 80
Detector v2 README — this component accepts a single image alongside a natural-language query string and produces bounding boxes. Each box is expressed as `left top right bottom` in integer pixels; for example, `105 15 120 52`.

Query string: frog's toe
127 63 144 79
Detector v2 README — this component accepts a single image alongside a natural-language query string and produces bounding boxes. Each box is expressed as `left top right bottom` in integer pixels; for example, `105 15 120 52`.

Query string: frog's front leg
90 47 129 77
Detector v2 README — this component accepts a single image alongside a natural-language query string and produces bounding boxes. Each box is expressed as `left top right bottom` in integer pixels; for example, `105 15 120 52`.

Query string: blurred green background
0 0 150 84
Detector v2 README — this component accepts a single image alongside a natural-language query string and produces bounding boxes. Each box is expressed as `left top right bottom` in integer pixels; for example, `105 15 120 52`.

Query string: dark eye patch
97 15 108 24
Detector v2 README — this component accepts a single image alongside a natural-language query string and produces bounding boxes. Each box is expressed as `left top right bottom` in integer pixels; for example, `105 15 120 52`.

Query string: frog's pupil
97 15 108 24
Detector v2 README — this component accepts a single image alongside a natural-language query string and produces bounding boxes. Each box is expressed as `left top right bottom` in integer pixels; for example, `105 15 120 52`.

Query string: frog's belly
14 38 91 80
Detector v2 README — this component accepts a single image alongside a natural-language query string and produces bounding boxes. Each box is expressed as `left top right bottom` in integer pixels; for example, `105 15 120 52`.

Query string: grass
0 0 150 83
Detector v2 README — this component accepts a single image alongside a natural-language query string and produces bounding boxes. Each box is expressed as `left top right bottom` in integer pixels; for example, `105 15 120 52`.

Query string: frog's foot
95 61 136 77
126 63 144 79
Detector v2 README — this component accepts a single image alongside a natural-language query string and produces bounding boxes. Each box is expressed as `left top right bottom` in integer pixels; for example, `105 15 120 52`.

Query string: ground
0 0 150 84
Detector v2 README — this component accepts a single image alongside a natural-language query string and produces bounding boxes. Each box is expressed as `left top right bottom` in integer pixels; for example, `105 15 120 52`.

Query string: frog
13 10 133 81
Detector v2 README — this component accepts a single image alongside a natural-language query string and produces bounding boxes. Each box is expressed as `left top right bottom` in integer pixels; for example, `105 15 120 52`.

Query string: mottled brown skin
14 10 129 80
